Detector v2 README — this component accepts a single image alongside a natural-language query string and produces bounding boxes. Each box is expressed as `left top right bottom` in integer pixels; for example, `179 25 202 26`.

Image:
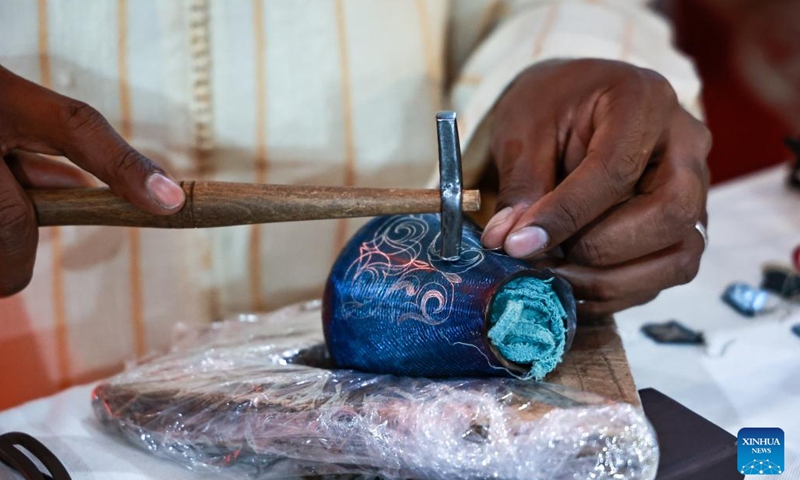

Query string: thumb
481 135 556 248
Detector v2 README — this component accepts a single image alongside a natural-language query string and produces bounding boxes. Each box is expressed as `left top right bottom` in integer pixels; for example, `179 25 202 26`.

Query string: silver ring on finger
694 221 708 251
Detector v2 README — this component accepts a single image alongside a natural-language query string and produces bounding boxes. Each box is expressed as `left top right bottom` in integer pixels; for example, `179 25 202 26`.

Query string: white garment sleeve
446 0 703 187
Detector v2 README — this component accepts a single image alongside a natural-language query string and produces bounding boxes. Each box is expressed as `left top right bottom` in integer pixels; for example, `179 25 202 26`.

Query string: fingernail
505 226 549 258
483 207 513 235
146 173 185 210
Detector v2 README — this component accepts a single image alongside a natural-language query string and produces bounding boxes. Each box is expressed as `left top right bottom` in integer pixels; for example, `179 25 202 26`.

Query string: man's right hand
0 65 185 297
481 59 711 318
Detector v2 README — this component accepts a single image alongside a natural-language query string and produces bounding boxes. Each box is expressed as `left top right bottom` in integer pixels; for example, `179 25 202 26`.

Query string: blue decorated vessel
323 213 577 379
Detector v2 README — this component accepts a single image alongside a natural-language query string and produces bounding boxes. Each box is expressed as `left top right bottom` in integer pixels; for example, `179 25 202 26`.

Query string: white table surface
617 164 800 479
1 165 799 480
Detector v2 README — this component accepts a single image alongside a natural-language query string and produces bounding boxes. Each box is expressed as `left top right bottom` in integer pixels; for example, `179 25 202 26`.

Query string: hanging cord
0 432 72 480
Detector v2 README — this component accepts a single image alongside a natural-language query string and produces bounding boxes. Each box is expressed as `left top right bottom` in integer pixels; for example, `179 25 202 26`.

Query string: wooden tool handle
27 181 481 228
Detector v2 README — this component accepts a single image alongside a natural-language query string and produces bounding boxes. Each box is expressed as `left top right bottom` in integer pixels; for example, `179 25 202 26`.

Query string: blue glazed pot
323 213 577 379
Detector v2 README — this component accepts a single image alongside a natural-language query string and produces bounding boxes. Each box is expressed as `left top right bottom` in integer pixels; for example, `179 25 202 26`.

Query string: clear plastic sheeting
92 301 659 480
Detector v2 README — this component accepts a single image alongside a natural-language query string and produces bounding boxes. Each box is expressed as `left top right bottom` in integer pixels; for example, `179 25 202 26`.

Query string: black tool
0 432 71 480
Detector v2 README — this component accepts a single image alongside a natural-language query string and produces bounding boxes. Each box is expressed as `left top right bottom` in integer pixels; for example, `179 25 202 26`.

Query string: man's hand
481 59 711 318
0 65 185 297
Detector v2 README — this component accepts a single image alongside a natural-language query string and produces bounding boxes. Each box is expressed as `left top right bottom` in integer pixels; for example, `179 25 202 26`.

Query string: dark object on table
641 320 705 345
722 282 775 317
761 265 800 299
640 388 743 480
0 431 72 480
792 324 800 338
786 137 800 189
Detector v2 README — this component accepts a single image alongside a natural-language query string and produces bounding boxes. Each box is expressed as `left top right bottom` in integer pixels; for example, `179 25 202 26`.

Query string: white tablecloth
1 165 799 480
617 164 800 479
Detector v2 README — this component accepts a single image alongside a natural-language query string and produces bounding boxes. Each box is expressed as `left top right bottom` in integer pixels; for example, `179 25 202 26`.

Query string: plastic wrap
93 301 659 480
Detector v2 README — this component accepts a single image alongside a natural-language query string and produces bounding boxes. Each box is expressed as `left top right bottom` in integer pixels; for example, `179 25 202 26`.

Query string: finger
553 232 704 308
481 124 559 249
56 102 185 214
0 160 38 297
5 151 96 188
504 77 676 259
562 110 711 266
0 67 184 214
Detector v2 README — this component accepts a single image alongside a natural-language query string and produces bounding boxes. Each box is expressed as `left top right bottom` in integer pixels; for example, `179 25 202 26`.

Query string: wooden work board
547 316 640 406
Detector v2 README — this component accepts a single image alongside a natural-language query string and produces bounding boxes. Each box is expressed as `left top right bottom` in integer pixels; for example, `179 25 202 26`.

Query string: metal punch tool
436 111 464 261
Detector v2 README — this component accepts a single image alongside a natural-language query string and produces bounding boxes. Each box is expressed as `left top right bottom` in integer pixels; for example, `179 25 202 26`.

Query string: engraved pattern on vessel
340 215 486 325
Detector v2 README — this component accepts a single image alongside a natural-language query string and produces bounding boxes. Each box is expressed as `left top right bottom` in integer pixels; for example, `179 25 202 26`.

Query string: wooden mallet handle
27 181 482 228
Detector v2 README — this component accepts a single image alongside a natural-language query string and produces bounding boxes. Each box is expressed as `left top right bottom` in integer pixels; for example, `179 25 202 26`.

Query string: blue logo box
738 428 784 475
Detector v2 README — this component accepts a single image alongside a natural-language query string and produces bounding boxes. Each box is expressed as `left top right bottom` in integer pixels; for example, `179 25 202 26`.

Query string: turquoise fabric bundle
488 277 568 381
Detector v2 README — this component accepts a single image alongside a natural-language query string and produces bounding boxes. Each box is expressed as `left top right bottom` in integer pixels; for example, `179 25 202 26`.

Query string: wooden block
547 316 640 405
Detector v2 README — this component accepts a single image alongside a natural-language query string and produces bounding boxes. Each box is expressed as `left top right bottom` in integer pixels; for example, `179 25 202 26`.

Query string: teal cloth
487 277 567 380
